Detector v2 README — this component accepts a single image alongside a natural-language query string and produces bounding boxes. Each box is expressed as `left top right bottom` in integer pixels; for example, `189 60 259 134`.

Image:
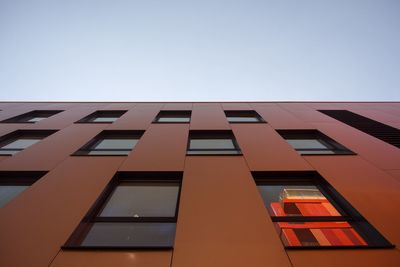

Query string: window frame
0 171 47 208
0 110 63 123
224 110 266 123
253 171 394 249
75 110 127 124
187 130 242 156
153 110 192 124
73 130 144 156
277 129 355 155
63 172 182 250
0 130 58 156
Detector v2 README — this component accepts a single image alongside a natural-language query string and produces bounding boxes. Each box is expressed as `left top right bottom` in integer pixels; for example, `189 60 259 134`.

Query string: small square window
0 130 57 155
224 110 265 123
277 130 354 155
254 171 393 248
76 110 127 123
187 130 241 155
63 172 182 249
153 111 191 123
1 110 63 123
73 130 143 156
0 171 47 208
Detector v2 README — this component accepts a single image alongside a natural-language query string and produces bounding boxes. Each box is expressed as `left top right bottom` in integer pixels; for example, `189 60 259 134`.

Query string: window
0 130 57 155
73 130 143 156
224 110 265 123
254 171 393 248
187 130 241 155
76 110 127 123
1 110 63 123
277 130 354 155
63 172 182 249
0 171 47 208
153 111 191 123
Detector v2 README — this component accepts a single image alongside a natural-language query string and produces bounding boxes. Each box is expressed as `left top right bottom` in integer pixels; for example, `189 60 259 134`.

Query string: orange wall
0 102 399 267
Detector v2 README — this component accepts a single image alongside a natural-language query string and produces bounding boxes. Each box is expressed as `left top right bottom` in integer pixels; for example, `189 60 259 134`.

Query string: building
0 101 399 267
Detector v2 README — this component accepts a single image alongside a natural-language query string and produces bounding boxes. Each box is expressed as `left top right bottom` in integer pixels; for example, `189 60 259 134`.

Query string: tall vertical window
153 111 191 123
277 130 354 155
1 110 63 123
0 171 47 208
64 172 182 249
0 130 57 155
187 130 242 155
254 171 393 248
224 110 265 123
76 110 127 123
73 130 144 156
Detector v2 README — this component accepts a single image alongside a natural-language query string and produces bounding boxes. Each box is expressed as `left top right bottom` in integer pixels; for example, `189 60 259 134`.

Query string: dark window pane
0 185 29 208
257 185 341 217
276 222 367 247
227 117 260 122
287 139 327 150
27 117 46 122
2 139 41 149
94 139 138 150
81 222 176 247
189 139 235 149
87 150 131 155
92 117 118 122
100 183 179 217
157 117 190 122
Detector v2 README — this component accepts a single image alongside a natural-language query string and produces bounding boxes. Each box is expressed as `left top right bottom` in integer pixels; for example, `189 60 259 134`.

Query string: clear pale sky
0 0 399 101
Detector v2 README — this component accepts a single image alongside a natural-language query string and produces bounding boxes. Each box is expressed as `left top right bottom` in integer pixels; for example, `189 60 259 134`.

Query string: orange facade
0 102 399 267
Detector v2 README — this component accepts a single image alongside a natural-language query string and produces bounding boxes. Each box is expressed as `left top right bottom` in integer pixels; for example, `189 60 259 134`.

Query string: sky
0 0 399 101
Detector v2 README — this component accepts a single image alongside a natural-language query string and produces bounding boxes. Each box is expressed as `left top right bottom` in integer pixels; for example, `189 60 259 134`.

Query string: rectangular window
277 130 354 155
76 110 127 123
254 171 393 248
187 130 241 155
63 172 182 249
224 110 265 123
0 130 57 155
73 130 143 156
1 110 63 123
153 111 191 123
0 171 47 208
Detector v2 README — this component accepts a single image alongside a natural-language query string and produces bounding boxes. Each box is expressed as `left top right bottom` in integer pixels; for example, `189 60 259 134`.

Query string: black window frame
0 171 47 208
187 130 242 156
253 171 394 249
277 129 355 155
1 110 63 123
73 130 144 156
76 110 127 124
0 130 58 156
224 110 266 123
63 171 183 250
153 110 192 123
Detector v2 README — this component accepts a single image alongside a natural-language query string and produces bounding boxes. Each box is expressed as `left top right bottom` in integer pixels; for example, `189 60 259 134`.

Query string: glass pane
0 150 20 155
227 117 259 122
190 139 235 149
81 222 176 247
27 117 46 122
298 150 335 155
2 139 41 149
0 185 29 208
287 139 327 149
157 117 190 122
187 150 241 155
92 117 118 122
257 185 341 216
94 139 138 150
100 183 179 217
276 222 367 247
87 150 131 155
